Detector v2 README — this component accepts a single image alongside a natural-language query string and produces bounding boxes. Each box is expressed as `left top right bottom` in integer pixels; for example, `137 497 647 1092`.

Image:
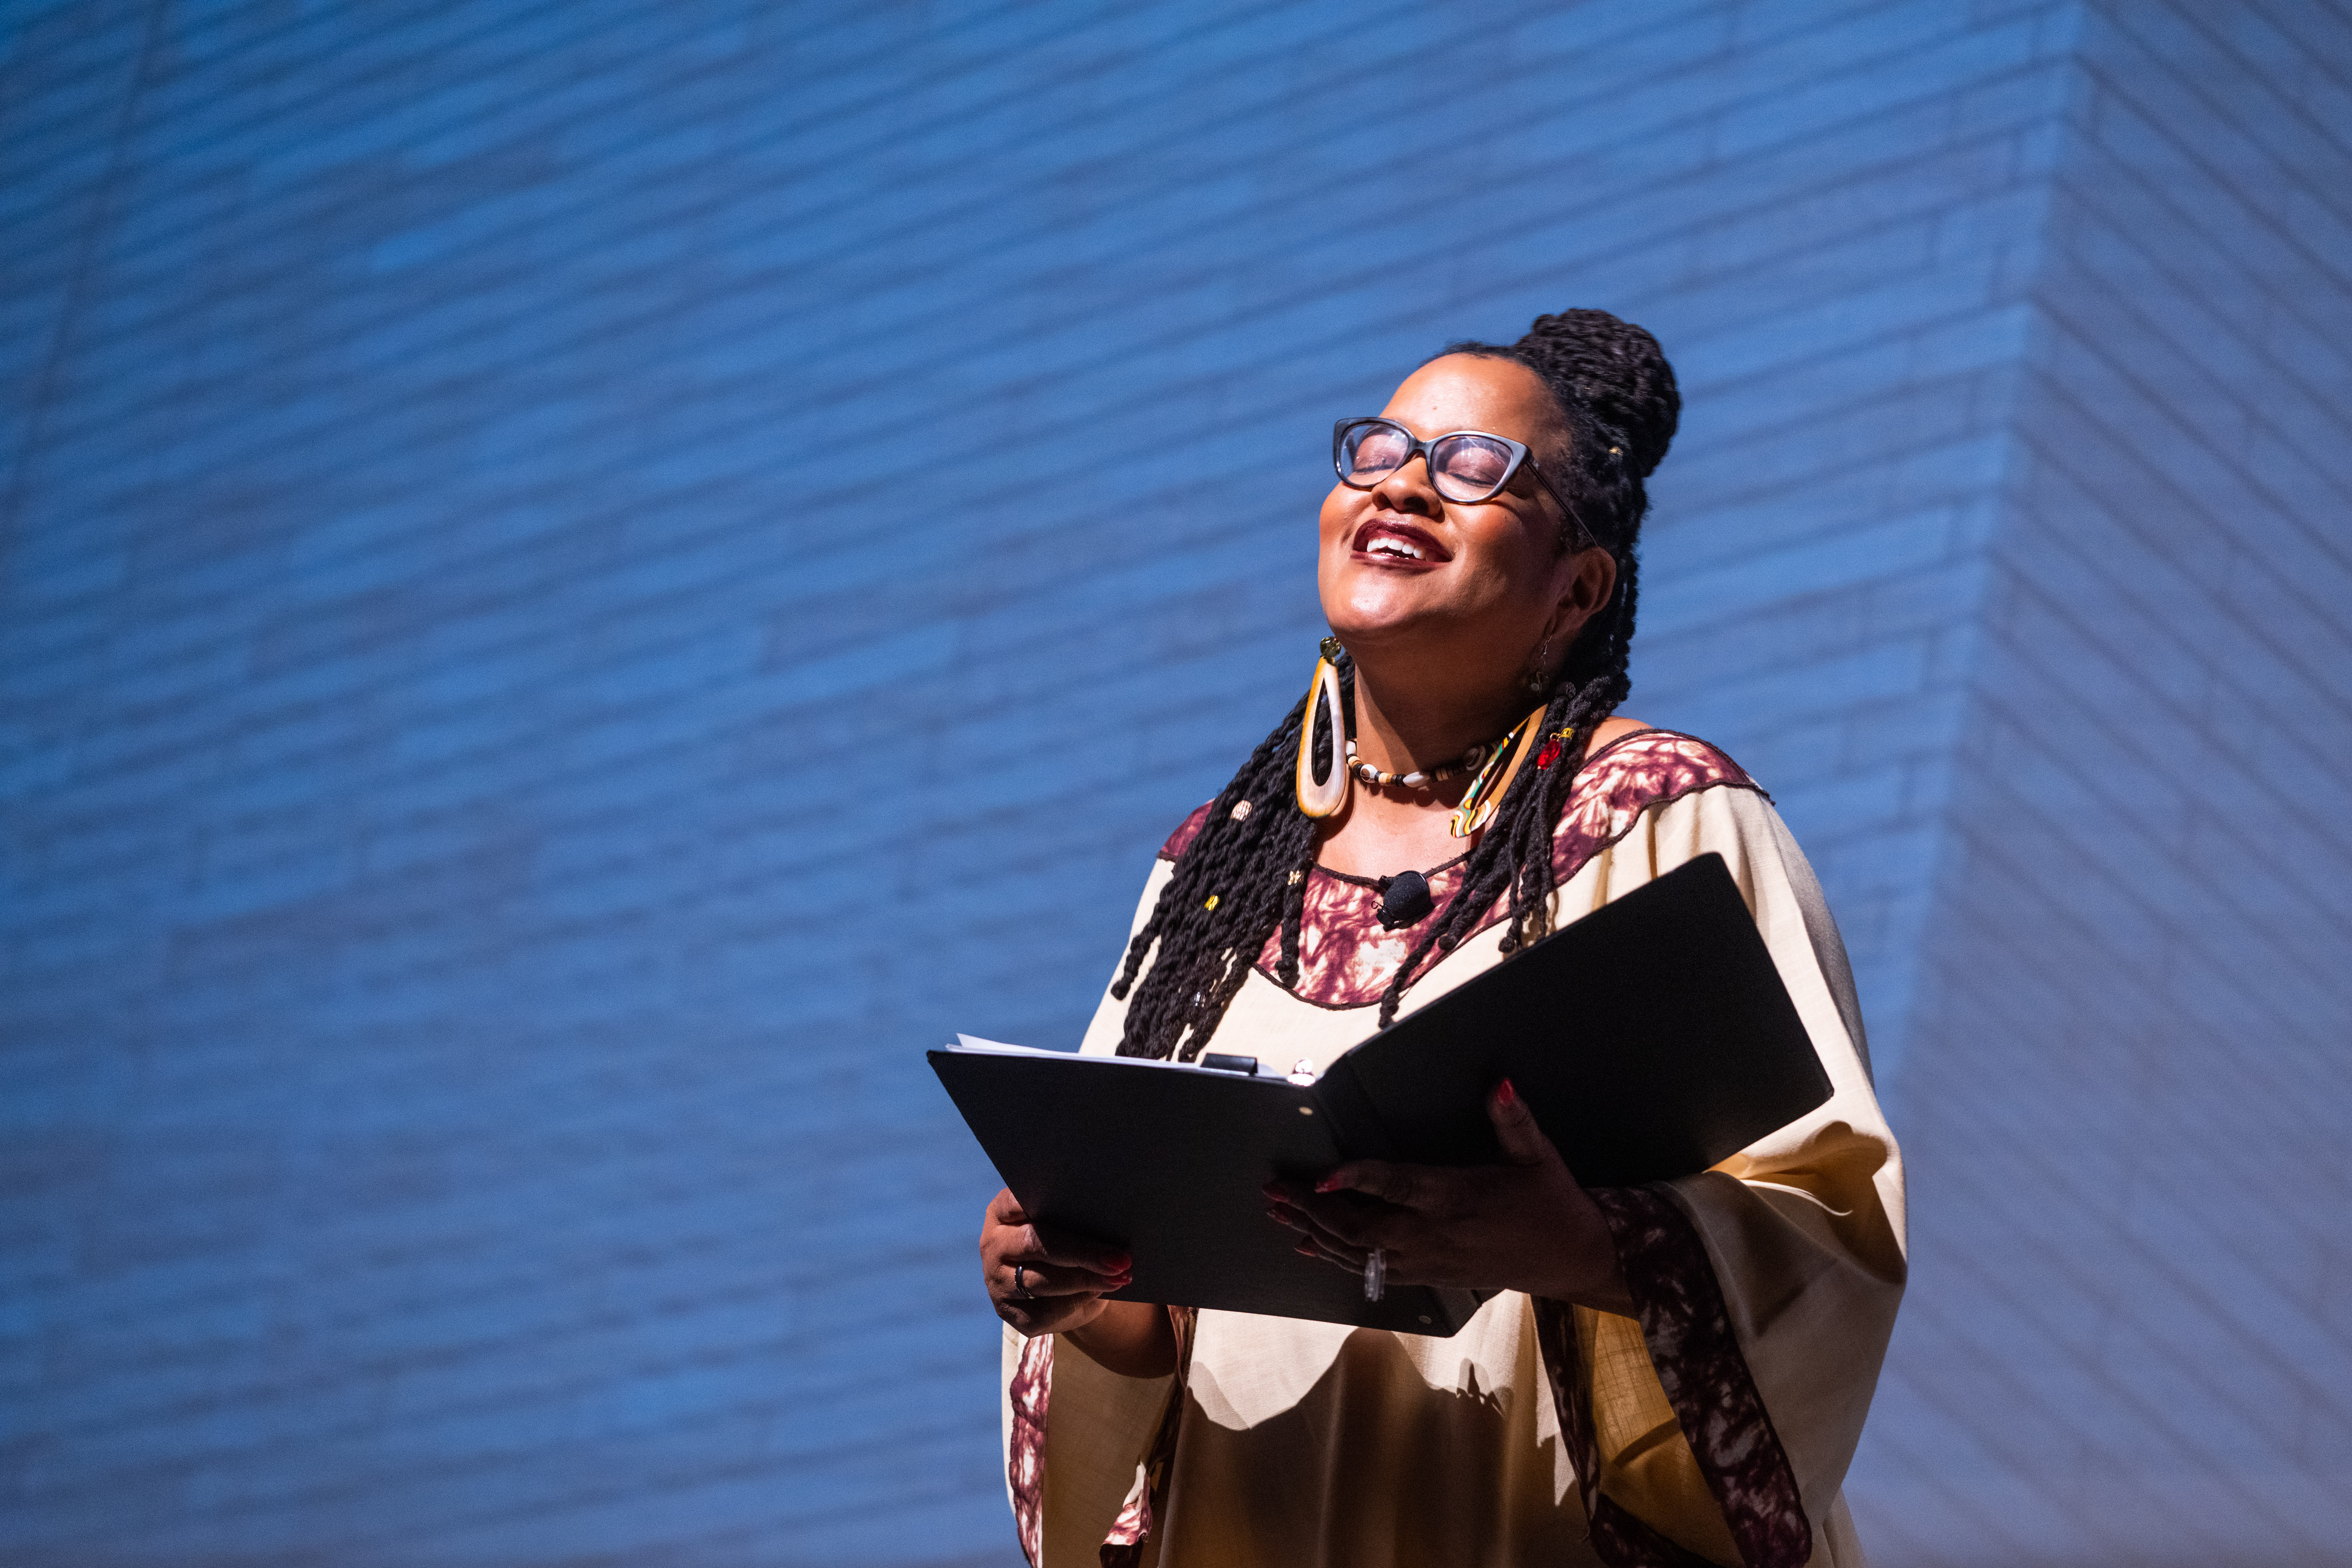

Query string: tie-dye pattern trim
1098 1306 1196 1567
1531 1188 1811 1568
1156 801 1215 862
1532 1297 1717 1568
1542 730 1760 889
1155 731 1760 1010
1007 1312 1196 1568
1009 1333 1053 1566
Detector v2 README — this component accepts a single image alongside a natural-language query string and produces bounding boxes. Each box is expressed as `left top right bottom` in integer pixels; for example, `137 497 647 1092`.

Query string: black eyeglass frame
1331 417 1596 549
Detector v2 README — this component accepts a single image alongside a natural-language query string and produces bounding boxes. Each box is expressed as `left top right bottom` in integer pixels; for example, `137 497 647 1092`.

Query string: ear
1543 546 1617 648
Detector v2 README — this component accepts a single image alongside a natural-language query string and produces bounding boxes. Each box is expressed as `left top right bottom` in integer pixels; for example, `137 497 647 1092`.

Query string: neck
1348 651 1536 779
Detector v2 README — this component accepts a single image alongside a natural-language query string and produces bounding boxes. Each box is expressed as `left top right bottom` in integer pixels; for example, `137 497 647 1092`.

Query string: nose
1370 451 1443 514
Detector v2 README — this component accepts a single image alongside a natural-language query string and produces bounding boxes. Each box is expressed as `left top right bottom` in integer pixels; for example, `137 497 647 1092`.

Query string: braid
1115 309 1677 1053
1108 688 1313 1060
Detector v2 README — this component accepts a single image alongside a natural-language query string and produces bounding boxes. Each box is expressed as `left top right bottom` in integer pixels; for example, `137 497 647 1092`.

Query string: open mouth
1353 521 1451 564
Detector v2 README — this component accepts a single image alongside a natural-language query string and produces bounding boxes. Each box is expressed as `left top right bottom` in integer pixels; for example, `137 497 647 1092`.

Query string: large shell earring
1295 637 1350 819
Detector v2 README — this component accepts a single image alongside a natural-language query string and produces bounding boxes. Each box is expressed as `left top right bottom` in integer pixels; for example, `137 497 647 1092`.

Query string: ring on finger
1009 1262 1035 1301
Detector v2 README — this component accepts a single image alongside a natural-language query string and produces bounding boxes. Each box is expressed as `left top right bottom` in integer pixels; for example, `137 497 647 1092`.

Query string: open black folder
930 852 1831 1337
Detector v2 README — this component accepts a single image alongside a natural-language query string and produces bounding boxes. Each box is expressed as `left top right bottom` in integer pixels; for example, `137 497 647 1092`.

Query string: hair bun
1514 309 1680 480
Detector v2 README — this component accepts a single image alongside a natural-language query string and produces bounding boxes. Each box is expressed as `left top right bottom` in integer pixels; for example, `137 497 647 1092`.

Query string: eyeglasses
1332 417 1592 546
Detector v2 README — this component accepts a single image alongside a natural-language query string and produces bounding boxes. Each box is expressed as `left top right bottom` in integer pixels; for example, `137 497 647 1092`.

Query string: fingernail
1106 1253 1132 1271
1496 1077 1517 1108
1314 1176 1341 1194
1295 1243 1317 1258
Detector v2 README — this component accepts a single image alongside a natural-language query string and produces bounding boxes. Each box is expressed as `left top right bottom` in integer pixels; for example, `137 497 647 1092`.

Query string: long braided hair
1112 309 1680 1056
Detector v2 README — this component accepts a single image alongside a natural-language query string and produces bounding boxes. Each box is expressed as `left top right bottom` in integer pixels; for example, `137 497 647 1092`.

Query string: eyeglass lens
1340 421 1517 502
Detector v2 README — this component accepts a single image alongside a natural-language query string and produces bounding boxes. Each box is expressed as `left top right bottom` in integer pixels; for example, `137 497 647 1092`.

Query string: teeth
1367 536 1426 560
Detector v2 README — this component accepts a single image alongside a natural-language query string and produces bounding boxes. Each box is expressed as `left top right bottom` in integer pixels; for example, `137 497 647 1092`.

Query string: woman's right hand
981 1186 1133 1338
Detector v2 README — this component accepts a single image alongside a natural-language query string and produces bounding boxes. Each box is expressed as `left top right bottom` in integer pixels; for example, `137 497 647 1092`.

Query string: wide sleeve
1534 783 1907 1568
1000 857 1192 1567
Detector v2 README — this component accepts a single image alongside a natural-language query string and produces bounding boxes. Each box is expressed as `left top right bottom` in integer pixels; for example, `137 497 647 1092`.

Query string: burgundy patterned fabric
1155 731 1760 1010
1098 1307 1197 1568
1542 731 1759 889
1531 1188 1811 1568
1157 801 1214 862
1006 1311 1198 1568
1259 846 1482 1010
1531 1297 1717 1568
1009 1333 1052 1566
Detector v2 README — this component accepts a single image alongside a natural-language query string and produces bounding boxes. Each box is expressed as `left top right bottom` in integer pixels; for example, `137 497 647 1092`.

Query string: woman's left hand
1265 1078 1635 1316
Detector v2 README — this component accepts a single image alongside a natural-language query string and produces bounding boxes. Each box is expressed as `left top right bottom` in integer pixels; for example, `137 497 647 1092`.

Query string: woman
977 310 1904 1568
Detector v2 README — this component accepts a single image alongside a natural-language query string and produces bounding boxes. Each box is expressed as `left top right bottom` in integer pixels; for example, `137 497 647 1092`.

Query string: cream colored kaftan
1000 732 1906 1568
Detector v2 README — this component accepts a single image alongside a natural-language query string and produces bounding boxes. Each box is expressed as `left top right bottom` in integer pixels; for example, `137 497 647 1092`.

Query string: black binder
930 852 1832 1336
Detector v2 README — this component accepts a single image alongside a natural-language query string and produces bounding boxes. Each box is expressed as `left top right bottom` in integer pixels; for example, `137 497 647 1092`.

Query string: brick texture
1845 4 2352 1563
1 1 2343 1564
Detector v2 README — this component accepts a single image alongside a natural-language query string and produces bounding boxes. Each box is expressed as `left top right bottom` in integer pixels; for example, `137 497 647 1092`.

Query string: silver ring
1010 1262 1034 1301
1363 1247 1386 1302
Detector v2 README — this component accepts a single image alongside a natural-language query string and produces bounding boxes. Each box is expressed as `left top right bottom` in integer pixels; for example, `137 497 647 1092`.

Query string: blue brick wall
1847 3 2352 1561
3 1 2344 1563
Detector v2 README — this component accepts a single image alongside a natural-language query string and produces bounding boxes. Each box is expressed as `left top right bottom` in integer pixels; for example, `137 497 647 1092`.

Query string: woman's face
1317 354 1610 689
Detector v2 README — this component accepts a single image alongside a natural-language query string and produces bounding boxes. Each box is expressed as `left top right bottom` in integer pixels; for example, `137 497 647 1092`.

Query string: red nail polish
1496 1077 1517 1108
1314 1176 1340 1194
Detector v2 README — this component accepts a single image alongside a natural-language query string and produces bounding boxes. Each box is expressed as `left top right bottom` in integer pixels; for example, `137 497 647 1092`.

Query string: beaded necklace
1341 731 1500 791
